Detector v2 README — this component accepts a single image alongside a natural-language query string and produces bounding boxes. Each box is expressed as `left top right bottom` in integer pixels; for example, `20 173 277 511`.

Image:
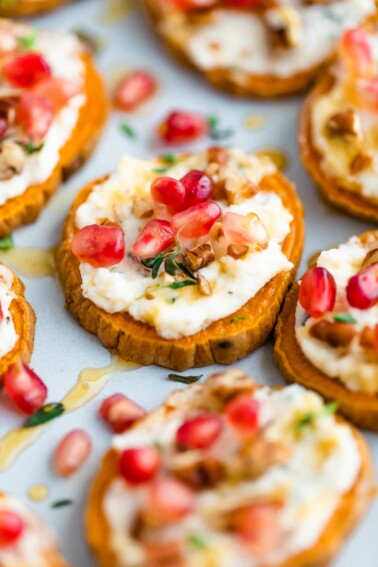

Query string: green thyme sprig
141 246 197 285
295 401 339 433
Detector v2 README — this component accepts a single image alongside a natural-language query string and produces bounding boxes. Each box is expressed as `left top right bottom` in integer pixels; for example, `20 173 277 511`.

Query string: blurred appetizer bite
86 369 374 567
144 0 377 97
0 20 107 236
57 147 303 371
0 492 69 566
301 25 378 222
275 231 378 430
0 0 70 17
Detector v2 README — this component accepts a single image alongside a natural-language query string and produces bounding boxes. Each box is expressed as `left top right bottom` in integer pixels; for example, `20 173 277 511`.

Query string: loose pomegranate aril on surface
233 502 282 558
147 477 194 523
119 447 161 485
157 111 207 144
172 201 221 239
32 77 81 112
114 70 157 111
18 93 53 141
339 28 373 77
225 395 259 435
3 53 52 88
299 267 336 318
151 176 186 210
346 263 378 310
0 117 8 139
176 414 223 450
223 212 269 248
54 429 92 477
3 361 47 414
99 393 146 433
71 224 125 268
180 170 214 208
133 219 175 260
0 511 24 547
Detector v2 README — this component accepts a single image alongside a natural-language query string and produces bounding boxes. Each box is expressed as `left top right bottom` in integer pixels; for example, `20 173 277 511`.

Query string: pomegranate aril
223 212 268 248
32 77 81 112
168 0 218 10
232 502 282 558
339 28 373 77
3 53 51 88
133 219 175 260
99 393 146 433
0 117 8 139
54 429 92 477
18 93 53 141
299 267 336 318
181 169 214 208
157 110 207 144
346 262 378 310
172 201 221 239
176 413 223 450
151 176 186 210
0 302 3 324
225 394 259 435
0 511 24 547
114 70 157 111
147 476 194 523
3 361 47 414
119 447 161 485
71 224 125 268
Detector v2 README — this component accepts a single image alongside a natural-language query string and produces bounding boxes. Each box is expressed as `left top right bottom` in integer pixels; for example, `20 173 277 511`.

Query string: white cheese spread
0 264 17 359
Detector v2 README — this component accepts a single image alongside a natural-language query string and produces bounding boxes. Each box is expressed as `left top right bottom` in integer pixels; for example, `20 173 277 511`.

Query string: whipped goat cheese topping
104 382 361 567
0 264 17 359
164 0 375 78
296 235 378 394
75 149 293 339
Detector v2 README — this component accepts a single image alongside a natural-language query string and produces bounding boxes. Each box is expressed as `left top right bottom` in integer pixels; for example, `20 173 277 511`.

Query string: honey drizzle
255 147 289 171
0 247 56 278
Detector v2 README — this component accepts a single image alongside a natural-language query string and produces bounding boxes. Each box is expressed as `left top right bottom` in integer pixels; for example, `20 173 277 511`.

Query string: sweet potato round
0 0 71 17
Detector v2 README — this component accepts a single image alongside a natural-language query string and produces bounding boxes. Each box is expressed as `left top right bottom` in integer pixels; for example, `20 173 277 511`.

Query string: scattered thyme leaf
153 440 164 451
51 499 73 509
188 534 209 550
333 313 357 324
17 30 37 50
0 235 14 250
22 141 44 154
73 28 103 55
230 316 247 323
153 167 170 174
166 280 197 289
161 153 176 164
295 401 339 433
208 115 234 141
24 403 65 428
120 123 136 139
168 374 203 384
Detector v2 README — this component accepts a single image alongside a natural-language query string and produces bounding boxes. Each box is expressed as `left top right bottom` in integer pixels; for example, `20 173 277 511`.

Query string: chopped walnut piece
227 244 249 259
171 453 224 489
207 146 229 165
350 152 372 175
327 109 362 139
214 166 258 204
132 197 154 219
197 273 212 296
229 438 291 482
96 217 121 229
206 369 256 405
360 326 378 350
310 320 356 347
0 141 25 181
362 248 378 268
183 242 215 272
0 95 20 125
265 6 303 49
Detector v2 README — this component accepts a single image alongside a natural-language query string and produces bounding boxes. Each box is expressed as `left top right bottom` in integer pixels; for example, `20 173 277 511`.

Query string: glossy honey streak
0 247 56 278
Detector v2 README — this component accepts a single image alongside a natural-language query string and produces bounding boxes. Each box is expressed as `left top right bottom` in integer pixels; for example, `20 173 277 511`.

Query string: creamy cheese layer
0 25 86 206
161 0 375 78
0 264 17 359
75 149 293 339
296 235 378 394
105 381 361 567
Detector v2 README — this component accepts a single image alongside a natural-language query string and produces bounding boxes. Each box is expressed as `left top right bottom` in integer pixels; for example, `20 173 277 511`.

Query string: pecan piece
132 197 154 219
265 6 303 49
227 244 249 259
230 438 291 481
362 248 378 268
310 320 356 347
0 141 25 181
327 109 362 139
183 242 215 272
350 152 372 175
197 273 212 296
0 95 20 125
172 454 224 489
207 146 229 165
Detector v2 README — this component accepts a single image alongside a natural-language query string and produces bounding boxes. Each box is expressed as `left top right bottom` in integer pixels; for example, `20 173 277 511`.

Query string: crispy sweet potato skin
0 262 35 380
56 170 304 371
275 231 378 430
0 0 70 17
0 53 108 237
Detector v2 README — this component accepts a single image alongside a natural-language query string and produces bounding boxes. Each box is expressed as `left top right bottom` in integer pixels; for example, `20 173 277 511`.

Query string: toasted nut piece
0 95 20 125
350 152 372 175
0 141 25 181
327 110 362 139
215 167 258 205
96 217 122 229
305 0 333 4
360 326 377 349
172 453 224 489
132 197 154 219
265 7 303 49
362 248 378 268
197 273 212 296
230 438 291 482
227 244 249 259
310 320 356 347
207 146 229 165
183 242 215 272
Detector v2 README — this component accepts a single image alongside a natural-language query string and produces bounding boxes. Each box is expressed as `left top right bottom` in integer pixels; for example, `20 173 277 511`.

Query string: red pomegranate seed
172 201 221 239
232 502 282 558
299 267 336 318
54 429 92 477
3 53 51 88
0 302 3 324
32 77 81 112
346 263 378 309
180 170 214 208
151 176 186 211
18 93 53 141
119 447 161 485
223 212 269 248
0 511 24 547
0 117 8 139
147 476 194 523
339 28 373 77
99 393 146 433
176 414 223 450
225 395 259 435
157 111 207 144
3 361 47 414
133 219 175 260
168 0 218 9
114 70 157 111
71 224 125 268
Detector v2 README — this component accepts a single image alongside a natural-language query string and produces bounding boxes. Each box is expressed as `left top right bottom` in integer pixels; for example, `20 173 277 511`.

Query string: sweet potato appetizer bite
87 369 374 567
0 0 70 17
0 19 107 236
144 0 377 97
57 147 303 371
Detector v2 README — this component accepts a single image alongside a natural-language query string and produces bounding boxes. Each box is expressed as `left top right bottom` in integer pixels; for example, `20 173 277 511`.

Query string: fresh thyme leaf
152 255 165 279
0 235 14 250
208 115 234 141
17 30 37 50
22 141 44 154
161 153 176 164
295 401 339 432
208 115 218 130
24 403 65 428
153 440 164 451
120 123 136 139
73 28 102 55
333 313 357 324
168 374 203 384
51 499 73 509
230 316 247 323
176 262 196 281
188 534 209 550
164 249 181 276
153 167 170 174
167 280 198 289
